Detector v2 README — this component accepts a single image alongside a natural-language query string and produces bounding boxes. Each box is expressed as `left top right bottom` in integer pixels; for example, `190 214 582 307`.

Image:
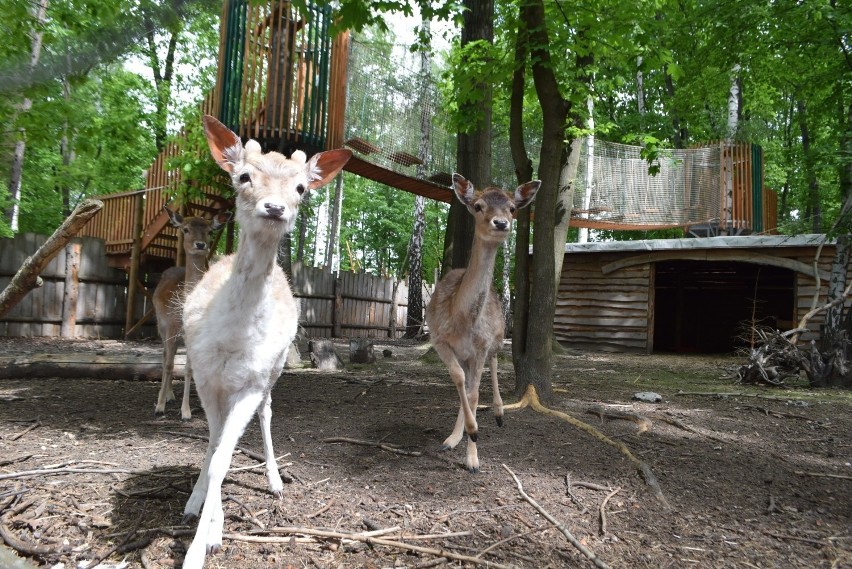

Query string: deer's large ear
514 180 541 211
163 205 183 227
202 115 243 173
452 173 476 209
212 211 233 231
306 149 352 189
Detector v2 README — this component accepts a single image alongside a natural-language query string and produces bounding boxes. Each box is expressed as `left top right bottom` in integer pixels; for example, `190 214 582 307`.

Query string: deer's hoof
495 415 504 427
154 409 165 417
273 490 285 501
180 414 192 422
468 432 478 443
467 465 480 474
207 543 220 555
181 513 197 526
439 444 453 452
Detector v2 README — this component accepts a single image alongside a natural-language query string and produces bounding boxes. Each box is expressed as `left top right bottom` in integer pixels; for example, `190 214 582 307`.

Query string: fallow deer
153 206 230 420
179 115 350 569
425 173 540 473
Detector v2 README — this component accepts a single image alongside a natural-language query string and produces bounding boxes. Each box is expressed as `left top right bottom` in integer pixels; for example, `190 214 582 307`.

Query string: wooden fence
0 234 425 340
0 234 129 338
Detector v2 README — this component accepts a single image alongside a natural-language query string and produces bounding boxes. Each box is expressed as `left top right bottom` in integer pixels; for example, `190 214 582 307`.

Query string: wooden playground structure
76 0 779 338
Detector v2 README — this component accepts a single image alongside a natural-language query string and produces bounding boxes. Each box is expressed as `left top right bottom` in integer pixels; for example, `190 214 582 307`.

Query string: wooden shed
555 235 848 353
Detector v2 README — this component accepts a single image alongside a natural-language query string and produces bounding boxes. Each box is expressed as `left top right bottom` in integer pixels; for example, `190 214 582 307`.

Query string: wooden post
60 239 81 338
125 191 145 338
389 279 399 338
333 275 343 337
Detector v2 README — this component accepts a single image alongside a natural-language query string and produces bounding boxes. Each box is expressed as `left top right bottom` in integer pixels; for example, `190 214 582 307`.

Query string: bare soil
0 336 850 569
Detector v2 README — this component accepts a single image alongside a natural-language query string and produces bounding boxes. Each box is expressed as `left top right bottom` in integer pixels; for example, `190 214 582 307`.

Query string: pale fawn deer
425 173 540 473
179 115 350 569
153 206 230 420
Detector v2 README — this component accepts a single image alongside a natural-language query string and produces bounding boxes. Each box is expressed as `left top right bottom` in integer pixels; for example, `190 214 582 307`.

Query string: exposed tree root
506 385 671 510
586 405 652 433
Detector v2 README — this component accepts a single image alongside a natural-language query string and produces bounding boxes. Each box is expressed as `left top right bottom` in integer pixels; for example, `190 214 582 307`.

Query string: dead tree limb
0 199 103 319
503 464 610 569
321 437 422 456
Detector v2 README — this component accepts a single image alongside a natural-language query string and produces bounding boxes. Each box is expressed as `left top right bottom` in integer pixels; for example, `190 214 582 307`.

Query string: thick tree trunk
512 0 570 402
448 0 493 270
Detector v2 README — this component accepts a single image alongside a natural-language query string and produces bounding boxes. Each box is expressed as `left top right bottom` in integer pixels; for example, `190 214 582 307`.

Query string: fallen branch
304 498 335 519
503 464 610 569
0 199 103 319
321 436 422 456
507 385 670 509
598 487 621 537
793 471 852 481
227 526 513 569
675 391 805 402
0 518 56 557
652 415 728 444
0 466 145 481
8 421 40 442
475 526 546 559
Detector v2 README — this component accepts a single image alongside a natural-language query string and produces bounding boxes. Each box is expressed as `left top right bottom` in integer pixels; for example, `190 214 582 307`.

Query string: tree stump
349 338 375 364
308 339 344 371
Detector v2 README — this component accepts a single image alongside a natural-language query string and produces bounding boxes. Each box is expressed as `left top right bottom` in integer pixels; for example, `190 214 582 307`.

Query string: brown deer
180 115 350 568
425 173 540 473
153 206 230 420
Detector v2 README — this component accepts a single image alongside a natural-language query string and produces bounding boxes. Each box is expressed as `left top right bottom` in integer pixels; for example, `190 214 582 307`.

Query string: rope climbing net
572 140 724 231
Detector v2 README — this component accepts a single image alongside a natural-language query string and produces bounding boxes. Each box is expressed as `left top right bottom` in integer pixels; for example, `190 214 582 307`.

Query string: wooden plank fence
1 234 428 340
0 234 129 338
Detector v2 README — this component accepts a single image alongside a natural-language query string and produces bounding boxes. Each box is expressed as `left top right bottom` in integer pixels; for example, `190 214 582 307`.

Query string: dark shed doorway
654 260 795 353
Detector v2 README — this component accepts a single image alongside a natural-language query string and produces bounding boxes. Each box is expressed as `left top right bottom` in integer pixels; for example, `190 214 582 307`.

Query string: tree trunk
512 0 571 402
325 175 344 273
405 17 431 339
797 99 822 232
448 0 493 270
5 0 49 232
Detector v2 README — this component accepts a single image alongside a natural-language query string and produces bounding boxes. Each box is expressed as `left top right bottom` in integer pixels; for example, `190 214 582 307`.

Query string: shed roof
564 234 829 255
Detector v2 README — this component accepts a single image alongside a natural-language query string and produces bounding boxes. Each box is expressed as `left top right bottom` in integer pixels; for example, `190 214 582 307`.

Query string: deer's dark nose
193 242 207 250
493 219 509 231
264 203 285 218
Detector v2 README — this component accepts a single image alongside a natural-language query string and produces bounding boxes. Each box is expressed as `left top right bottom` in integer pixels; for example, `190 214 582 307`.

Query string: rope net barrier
572 140 723 231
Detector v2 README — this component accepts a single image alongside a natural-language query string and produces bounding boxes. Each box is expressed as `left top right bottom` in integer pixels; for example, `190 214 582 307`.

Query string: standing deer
153 206 230 420
180 115 350 569
425 173 540 473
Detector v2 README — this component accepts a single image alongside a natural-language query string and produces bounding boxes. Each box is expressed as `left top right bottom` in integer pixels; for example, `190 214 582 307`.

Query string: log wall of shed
556 241 849 354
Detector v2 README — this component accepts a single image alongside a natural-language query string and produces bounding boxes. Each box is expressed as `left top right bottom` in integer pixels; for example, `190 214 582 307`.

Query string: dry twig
226 526 513 568
598 487 621 536
321 436 423 456
793 470 852 481
503 464 610 569
586 406 652 433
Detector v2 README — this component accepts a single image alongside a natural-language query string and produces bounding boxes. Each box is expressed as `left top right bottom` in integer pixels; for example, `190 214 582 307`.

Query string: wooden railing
78 92 232 268
217 0 346 153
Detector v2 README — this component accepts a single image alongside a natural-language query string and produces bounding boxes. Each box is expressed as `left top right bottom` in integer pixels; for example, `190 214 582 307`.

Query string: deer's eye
296 184 306 195
474 203 482 212
182 228 189 234
510 207 516 214
239 173 251 184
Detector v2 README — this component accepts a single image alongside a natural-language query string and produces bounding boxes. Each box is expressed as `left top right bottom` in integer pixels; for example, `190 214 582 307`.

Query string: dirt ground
0 336 850 569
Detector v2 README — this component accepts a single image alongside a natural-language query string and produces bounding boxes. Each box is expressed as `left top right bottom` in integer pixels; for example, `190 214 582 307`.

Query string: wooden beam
601 250 830 280
343 156 453 203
